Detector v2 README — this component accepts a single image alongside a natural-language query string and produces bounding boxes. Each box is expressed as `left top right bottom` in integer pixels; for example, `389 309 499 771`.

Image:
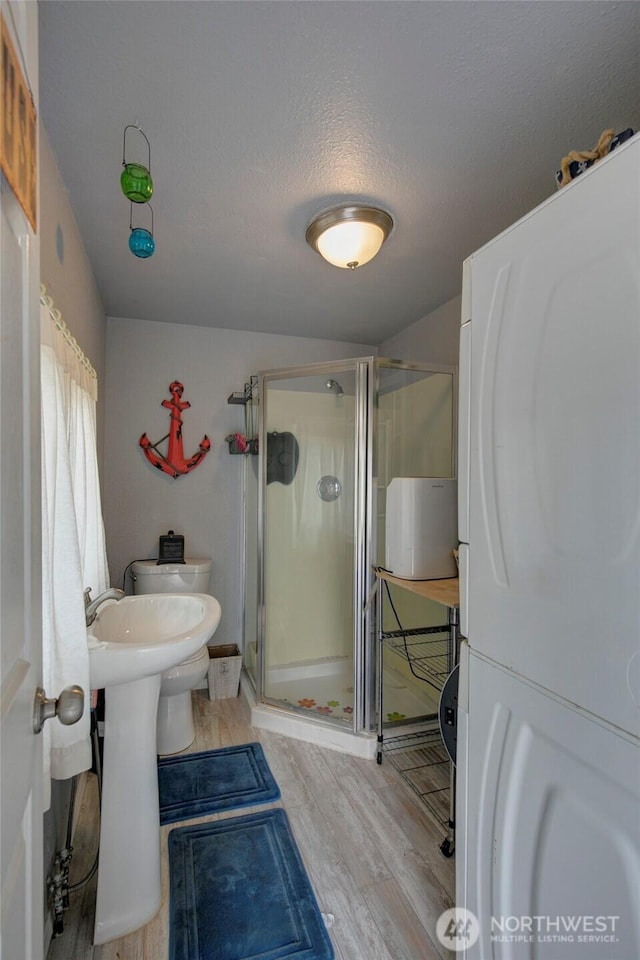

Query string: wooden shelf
375 568 459 609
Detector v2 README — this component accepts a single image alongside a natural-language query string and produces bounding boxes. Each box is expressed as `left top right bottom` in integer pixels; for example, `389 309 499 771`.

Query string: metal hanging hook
129 200 153 234
122 123 151 172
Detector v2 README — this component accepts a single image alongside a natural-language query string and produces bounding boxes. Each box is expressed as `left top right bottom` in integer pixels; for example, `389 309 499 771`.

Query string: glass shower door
243 451 259 688
258 361 370 728
375 361 456 725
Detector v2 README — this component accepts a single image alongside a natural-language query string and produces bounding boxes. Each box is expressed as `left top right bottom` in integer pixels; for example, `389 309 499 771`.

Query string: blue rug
158 742 280 826
169 807 334 960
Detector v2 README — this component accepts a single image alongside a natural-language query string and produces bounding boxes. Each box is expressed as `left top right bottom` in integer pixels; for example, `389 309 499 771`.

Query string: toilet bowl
156 646 210 755
131 558 219 755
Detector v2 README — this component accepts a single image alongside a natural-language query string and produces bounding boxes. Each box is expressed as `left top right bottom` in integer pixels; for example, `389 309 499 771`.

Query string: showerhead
325 378 344 396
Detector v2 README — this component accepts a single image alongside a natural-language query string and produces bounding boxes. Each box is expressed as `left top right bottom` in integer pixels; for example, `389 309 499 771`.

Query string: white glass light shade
317 220 385 269
306 205 393 269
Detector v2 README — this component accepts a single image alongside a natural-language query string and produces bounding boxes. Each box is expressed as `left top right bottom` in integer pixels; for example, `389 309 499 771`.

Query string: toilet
132 558 218 755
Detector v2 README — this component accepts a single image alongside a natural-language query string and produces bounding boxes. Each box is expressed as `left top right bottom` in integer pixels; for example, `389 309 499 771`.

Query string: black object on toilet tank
157 530 185 564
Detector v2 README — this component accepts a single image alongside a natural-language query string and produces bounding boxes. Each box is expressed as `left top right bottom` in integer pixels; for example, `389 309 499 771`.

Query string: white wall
380 294 461 367
103 316 374 650
40 125 107 459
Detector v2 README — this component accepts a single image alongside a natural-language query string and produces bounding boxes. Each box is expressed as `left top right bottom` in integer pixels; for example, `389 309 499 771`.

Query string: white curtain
40 286 109 810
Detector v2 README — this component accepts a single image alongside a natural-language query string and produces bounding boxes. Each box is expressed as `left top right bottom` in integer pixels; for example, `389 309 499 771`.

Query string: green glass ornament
121 125 153 202
121 163 153 203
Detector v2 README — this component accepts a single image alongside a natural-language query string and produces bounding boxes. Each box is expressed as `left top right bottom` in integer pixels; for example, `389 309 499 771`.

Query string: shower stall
242 357 455 754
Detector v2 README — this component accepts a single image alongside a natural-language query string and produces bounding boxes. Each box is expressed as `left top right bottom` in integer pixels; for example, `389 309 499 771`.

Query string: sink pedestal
94 673 162 945
87 592 222 943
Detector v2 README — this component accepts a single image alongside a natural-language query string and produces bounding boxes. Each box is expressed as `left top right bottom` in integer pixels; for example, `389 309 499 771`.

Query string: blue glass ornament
129 227 155 258
129 203 155 258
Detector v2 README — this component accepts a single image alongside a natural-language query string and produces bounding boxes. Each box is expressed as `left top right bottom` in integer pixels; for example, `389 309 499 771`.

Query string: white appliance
385 477 458 579
456 134 640 959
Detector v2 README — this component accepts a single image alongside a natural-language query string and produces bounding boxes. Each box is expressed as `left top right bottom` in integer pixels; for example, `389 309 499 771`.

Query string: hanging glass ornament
121 124 153 203
129 202 155 258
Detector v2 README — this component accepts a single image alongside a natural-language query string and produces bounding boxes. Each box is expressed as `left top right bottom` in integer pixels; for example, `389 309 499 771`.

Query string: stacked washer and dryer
131 558 218 755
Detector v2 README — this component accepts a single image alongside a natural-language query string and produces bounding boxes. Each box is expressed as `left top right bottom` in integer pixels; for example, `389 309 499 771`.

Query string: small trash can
207 643 242 700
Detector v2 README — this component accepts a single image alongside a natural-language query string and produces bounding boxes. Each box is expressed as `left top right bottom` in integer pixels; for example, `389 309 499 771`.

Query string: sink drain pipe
48 707 103 937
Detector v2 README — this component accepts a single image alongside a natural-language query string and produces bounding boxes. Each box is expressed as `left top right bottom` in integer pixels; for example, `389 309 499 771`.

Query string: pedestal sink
88 593 222 945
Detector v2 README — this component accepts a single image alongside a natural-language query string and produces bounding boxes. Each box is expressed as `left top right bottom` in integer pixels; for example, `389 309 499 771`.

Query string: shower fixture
317 475 342 502
325 378 344 396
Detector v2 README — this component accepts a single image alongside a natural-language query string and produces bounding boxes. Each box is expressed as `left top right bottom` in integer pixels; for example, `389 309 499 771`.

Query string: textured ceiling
39 1 640 344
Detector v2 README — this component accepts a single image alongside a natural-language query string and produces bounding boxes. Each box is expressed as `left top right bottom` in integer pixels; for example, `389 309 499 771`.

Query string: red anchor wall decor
139 381 211 479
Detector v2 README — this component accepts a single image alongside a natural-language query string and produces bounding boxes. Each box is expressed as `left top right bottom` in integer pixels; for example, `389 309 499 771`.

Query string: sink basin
90 591 222 945
88 593 222 688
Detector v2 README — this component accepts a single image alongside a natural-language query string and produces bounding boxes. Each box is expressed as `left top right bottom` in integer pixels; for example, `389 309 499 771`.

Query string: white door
0 3 42 958
458 134 640 734
457 647 640 960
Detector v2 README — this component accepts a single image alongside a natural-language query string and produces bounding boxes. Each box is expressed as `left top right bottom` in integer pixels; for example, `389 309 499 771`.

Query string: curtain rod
40 284 97 381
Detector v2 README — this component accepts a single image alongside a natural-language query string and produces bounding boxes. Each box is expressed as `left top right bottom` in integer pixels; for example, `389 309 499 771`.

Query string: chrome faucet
84 587 126 626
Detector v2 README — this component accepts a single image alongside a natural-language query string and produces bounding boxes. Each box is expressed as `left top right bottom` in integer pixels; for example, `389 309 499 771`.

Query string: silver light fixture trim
305 204 393 269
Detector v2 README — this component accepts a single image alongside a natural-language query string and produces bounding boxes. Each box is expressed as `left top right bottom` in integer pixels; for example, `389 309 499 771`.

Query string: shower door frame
257 357 375 735
254 356 458 738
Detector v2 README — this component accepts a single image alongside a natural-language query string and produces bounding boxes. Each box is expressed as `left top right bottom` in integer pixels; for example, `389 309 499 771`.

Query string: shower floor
263 655 438 724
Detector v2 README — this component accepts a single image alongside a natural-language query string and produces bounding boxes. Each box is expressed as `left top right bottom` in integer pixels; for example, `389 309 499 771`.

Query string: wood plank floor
47 690 455 960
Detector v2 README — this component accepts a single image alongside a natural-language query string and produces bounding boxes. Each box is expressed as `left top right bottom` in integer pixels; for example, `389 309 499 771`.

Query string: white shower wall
378 372 454 484
264 390 356 668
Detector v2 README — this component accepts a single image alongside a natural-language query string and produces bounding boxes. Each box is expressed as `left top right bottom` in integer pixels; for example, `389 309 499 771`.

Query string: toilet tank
131 558 212 595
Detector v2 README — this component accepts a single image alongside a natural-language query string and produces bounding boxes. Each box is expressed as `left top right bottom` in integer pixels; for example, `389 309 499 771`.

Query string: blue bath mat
158 742 280 825
168 808 334 960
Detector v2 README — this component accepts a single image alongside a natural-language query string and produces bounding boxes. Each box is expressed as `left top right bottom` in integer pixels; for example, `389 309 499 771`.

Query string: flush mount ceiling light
305 204 393 270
